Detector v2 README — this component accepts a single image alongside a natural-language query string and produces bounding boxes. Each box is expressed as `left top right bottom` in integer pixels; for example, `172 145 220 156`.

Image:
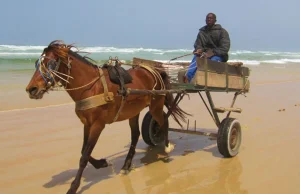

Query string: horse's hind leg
149 96 174 153
82 125 109 169
121 113 140 174
67 121 104 194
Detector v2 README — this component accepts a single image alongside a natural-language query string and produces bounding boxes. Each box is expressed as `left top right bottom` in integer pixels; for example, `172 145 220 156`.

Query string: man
185 13 230 83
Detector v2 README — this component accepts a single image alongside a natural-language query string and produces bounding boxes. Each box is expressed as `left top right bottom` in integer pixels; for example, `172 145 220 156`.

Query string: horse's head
26 40 72 99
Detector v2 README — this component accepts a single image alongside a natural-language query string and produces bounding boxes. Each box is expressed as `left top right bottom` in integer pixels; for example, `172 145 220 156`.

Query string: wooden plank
227 62 243 66
196 57 250 77
132 57 190 68
170 83 198 90
213 107 242 113
195 68 250 91
196 71 226 88
132 57 163 67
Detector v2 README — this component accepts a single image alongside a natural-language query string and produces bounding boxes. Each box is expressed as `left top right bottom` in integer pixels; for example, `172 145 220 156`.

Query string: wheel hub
229 127 238 150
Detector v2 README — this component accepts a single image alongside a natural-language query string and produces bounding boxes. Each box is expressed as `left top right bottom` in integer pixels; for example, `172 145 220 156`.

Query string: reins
169 52 194 62
51 76 100 91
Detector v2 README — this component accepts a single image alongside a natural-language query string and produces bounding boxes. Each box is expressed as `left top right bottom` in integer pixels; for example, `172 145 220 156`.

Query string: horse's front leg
67 121 105 194
82 125 109 169
121 113 140 174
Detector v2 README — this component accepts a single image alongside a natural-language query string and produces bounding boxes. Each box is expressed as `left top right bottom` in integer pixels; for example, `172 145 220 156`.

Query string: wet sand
1 64 300 194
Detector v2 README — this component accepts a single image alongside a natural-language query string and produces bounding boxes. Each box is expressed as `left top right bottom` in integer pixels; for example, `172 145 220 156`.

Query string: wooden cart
129 57 250 158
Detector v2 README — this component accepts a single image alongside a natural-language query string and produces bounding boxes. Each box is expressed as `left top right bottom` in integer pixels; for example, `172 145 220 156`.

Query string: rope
139 64 166 90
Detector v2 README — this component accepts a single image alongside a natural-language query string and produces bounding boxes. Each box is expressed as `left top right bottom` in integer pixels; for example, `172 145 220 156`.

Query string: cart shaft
169 128 217 138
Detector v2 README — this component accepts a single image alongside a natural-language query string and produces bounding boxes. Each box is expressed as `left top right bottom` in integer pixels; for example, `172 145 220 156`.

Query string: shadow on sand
43 128 223 193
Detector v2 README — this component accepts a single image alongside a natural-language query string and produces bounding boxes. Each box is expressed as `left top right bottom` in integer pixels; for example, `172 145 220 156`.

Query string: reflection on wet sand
120 145 248 194
44 133 247 194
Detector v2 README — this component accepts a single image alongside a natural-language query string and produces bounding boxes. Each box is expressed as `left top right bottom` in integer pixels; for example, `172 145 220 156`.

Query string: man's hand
204 49 214 58
193 49 214 58
193 49 203 55
183 75 188 83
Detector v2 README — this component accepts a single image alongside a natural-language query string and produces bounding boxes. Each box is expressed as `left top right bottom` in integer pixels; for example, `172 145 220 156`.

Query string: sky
0 0 299 51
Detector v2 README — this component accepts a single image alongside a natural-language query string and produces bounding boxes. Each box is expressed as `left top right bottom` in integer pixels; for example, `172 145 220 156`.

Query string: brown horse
26 40 188 194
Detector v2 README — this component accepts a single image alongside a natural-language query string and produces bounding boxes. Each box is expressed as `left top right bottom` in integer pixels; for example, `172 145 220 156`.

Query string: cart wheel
142 111 168 146
217 118 242 158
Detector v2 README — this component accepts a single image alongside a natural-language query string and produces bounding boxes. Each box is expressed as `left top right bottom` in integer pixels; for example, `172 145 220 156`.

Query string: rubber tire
217 118 242 158
141 111 168 146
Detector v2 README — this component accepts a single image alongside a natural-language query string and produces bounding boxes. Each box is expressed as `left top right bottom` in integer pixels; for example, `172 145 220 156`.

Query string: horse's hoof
93 159 110 169
165 142 175 153
120 169 130 175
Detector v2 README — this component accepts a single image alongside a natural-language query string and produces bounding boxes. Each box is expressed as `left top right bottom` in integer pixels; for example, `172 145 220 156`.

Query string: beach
1 60 300 194
1 44 300 194
1 0 300 192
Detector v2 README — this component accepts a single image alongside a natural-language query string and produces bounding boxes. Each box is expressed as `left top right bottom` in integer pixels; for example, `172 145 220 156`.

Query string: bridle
35 53 73 89
35 53 100 92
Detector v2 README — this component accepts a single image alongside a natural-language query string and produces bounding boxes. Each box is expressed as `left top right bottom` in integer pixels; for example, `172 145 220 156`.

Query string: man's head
205 13 216 27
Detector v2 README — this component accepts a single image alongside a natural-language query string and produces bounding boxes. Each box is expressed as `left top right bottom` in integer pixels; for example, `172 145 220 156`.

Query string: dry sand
1 64 300 194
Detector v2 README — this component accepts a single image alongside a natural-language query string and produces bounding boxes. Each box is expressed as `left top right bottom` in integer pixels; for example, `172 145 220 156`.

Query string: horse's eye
35 59 39 67
47 60 57 70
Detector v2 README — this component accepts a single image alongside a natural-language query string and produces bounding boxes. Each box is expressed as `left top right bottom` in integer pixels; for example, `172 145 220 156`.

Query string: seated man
185 13 230 83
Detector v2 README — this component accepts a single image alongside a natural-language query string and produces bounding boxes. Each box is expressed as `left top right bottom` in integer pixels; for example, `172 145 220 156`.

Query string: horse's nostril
28 86 38 95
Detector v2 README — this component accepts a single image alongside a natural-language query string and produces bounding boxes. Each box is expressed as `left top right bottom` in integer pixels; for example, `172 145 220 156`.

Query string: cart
129 57 250 158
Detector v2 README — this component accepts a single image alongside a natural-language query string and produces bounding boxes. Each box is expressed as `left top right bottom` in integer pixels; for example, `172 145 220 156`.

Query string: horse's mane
44 40 97 67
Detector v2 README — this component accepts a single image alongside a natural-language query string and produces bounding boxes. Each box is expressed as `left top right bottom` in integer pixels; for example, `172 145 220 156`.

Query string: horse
25 40 189 194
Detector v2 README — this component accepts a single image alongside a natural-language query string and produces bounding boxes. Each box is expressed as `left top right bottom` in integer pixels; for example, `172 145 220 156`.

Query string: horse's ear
68 42 76 47
48 40 65 47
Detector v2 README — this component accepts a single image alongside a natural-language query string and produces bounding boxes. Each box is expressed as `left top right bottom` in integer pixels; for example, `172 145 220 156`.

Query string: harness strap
75 68 114 110
113 95 126 122
65 57 72 88
75 92 114 110
99 67 113 102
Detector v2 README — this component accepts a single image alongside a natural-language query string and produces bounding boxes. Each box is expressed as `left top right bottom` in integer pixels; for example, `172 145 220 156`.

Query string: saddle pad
103 65 133 85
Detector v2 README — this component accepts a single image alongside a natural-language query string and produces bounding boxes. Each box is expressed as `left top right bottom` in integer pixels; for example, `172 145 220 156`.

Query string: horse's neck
65 56 99 101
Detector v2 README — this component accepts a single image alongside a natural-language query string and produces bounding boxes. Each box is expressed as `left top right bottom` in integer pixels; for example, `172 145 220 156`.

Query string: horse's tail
159 71 191 127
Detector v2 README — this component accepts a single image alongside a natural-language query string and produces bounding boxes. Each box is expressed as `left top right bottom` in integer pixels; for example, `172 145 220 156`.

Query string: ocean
1 44 300 111
1 45 300 73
